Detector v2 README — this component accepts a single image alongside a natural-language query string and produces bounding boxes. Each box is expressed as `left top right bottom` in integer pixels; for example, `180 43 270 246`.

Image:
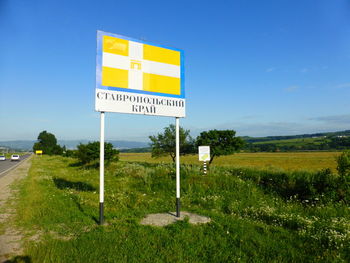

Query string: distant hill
119 147 151 153
0 140 148 151
242 130 350 152
0 140 35 151
59 140 148 150
122 130 350 153
241 130 350 143
1 130 349 152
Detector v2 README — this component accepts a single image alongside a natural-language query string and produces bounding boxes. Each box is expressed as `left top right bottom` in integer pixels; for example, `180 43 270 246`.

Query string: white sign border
96 31 185 115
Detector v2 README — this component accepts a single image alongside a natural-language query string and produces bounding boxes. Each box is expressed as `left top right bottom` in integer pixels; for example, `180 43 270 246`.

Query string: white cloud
285 85 299 92
240 115 261 120
190 114 350 137
336 83 350 89
265 67 276 73
309 114 350 124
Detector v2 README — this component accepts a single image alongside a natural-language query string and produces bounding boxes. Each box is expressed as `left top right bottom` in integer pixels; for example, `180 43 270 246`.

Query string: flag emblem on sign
98 33 183 97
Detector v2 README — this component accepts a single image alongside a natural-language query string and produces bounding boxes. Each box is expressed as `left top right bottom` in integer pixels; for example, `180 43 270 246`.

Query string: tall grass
7 156 350 262
120 152 340 172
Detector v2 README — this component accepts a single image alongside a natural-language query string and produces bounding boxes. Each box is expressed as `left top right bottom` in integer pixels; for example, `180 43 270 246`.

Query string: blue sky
1 0 350 141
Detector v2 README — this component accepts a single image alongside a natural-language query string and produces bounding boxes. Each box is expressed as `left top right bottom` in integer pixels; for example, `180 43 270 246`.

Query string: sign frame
95 30 185 118
198 146 210 162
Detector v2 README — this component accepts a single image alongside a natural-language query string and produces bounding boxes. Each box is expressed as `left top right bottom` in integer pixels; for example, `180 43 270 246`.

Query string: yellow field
120 152 341 172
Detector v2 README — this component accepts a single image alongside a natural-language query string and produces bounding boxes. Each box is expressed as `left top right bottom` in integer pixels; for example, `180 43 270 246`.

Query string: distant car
0 155 5 161
11 154 20 161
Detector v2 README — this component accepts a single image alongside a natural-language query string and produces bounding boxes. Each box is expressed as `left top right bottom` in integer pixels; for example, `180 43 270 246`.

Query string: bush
337 151 350 177
236 167 348 204
63 149 76 158
76 142 119 165
336 151 350 203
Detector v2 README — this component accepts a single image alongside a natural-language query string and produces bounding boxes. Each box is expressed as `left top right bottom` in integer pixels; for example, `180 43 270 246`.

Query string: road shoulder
0 156 33 262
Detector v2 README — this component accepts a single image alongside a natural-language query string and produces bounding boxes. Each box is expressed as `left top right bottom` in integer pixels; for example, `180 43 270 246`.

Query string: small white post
175 117 180 217
203 161 207 175
99 111 105 225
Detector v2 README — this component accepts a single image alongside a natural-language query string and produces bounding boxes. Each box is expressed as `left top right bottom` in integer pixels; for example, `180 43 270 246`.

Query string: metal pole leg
175 117 180 217
99 112 105 225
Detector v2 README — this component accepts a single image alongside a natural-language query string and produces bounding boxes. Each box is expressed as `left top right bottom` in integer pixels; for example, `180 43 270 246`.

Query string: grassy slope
253 137 326 145
243 130 350 143
9 156 350 262
120 152 340 172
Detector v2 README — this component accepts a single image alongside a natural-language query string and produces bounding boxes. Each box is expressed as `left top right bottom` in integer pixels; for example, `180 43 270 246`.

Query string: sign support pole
175 117 180 217
99 111 105 225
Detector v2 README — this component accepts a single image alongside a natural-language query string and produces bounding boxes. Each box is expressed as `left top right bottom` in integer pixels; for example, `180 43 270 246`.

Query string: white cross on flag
95 31 185 117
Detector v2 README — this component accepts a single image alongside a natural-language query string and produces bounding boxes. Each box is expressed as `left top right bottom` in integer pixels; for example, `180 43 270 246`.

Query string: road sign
95 31 185 117
35 150 43 155
198 146 210 161
95 31 186 224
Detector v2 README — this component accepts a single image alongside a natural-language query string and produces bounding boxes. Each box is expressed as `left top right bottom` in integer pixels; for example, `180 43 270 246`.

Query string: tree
76 141 119 165
63 149 76 158
196 129 244 164
337 150 350 177
33 130 63 155
149 124 195 162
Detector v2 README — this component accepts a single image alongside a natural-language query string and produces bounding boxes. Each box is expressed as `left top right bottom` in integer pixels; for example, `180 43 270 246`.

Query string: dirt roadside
0 156 32 262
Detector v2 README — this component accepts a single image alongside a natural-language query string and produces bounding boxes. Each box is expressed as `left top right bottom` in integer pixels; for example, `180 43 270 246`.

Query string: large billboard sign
95 31 185 117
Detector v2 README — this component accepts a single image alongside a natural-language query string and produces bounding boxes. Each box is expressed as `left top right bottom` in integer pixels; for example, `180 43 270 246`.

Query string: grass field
253 137 324 144
120 152 340 172
4 155 349 262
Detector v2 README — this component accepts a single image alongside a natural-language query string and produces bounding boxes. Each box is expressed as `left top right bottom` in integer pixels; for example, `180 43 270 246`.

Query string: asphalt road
0 153 32 179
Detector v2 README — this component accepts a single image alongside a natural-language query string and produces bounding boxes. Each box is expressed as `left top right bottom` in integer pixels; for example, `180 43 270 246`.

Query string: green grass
253 137 326 145
120 152 340 172
6 156 350 262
